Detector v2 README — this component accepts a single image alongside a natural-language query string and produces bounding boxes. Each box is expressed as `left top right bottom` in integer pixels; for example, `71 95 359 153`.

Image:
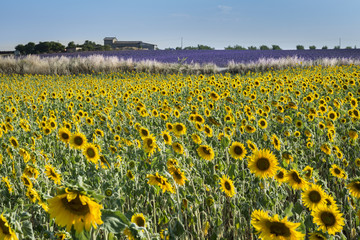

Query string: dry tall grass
1 55 360 75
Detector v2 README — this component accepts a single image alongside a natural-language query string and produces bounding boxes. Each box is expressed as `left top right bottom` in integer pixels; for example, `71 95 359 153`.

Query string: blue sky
1 0 359 50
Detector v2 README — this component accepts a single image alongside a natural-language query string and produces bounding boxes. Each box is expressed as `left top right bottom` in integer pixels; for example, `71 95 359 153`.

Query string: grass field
0 65 359 239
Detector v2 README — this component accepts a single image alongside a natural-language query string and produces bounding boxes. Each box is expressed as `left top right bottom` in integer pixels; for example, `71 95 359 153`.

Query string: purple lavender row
40 49 360 67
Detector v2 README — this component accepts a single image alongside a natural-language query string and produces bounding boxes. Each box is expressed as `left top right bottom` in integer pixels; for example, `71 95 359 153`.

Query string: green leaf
170 218 185 237
227 164 236 178
101 209 130 234
284 203 293 218
21 220 35 239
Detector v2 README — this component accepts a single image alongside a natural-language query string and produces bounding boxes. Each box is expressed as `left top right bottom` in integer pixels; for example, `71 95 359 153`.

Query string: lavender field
42 49 360 67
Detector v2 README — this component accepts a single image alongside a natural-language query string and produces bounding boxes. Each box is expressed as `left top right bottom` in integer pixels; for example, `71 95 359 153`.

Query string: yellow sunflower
139 127 150 139
69 132 88 150
161 130 172 145
219 175 236 197
330 164 346 179
251 210 304 240
311 205 344 235
274 168 287 185
172 142 184 155
197 145 215 161
286 170 308 190
247 148 279 179
258 118 268 129
229 142 247 160
0 213 18 240
131 213 146 228
45 164 62 185
172 123 187 137
346 180 360 198
168 166 187 186
191 133 202 144
82 143 100 164
58 127 71 144
143 135 157 156
146 173 174 193
301 184 327 210
308 232 327 240
48 189 103 233
9 136 19 148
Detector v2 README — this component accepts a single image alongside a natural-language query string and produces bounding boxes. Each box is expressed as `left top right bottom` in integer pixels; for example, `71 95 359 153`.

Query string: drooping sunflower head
161 131 172 145
69 132 88 150
0 213 18 240
308 232 327 240
9 136 19 148
172 142 184 155
47 189 103 233
346 180 360 198
271 134 281 151
229 142 247 160
191 133 202 144
274 168 287 185
168 166 187 186
131 213 146 228
197 145 215 161
286 170 308 190
247 148 279 179
143 135 157 156
251 211 304 240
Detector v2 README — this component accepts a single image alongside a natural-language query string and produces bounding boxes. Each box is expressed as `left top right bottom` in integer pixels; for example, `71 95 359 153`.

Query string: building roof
104 37 117 40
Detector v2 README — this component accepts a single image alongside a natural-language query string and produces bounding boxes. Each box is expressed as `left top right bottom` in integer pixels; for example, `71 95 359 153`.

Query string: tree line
15 40 110 55
167 44 357 50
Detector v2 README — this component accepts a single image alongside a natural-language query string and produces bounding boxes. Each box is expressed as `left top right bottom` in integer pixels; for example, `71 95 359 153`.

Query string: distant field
41 49 360 67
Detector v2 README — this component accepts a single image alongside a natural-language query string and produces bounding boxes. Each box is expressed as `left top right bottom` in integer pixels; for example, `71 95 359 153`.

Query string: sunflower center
0 219 11 234
147 139 153 147
353 182 360 190
224 181 231 190
308 190 321 203
61 133 70 140
291 172 302 183
269 222 291 237
86 147 96 158
202 147 211 155
176 125 183 132
320 211 336 227
141 129 148 136
61 195 90 216
74 136 84 146
260 121 266 126
256 157 270 171
135 217 145 227
277 171 284 179
11 139 18 147
234 146 243 155
164 134 169 141
334 168 341 175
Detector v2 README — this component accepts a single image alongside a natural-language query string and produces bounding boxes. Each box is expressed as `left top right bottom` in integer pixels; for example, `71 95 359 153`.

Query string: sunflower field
0 65 360 240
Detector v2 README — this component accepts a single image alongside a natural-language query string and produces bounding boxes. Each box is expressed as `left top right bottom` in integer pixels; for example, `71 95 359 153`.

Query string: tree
15 44 26 54
225 45 246 50
322 46 328 49
296 45 304 50
345 46 352 49
272 45 281 50
309 45 316 50
260 45 270 50
248 46 257 50
67 41 76 49
334 46 340 49
24 42 36 54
